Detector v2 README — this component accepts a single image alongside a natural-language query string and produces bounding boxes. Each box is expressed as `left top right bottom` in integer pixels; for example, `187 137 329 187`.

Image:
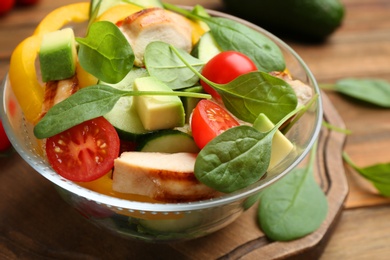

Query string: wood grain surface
1 0 390 259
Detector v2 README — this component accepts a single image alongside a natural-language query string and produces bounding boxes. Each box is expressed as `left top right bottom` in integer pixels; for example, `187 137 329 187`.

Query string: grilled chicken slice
112 152 220 202
118 8 193 67
271 71 313 106
41 75 79 118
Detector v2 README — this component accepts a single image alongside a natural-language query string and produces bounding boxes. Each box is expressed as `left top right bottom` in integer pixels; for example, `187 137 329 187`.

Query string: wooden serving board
167 92 349 260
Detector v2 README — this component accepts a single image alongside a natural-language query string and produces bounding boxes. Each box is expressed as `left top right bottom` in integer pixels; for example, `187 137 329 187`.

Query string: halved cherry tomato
201 51 257 100
0 120 12 151
45 117 120 182
191 100 239 149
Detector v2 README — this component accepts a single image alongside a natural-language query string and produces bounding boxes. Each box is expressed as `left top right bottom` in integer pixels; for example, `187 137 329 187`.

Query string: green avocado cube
39 28 77 82
254 114 294 170
134 77 185 131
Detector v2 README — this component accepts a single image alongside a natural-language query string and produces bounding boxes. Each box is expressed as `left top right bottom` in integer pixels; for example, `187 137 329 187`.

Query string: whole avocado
223 0 345 41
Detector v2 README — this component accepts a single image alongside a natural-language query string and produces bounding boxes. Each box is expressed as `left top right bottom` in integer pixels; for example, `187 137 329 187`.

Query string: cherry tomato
191 100 239 149
46 117 120 182
0 0 15 15
0 120 12 151
201 51 257 100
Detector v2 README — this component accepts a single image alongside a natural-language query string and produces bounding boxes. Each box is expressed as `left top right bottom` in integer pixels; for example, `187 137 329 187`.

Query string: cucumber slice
103 68 152 141
136 129 200 153
180 85 204 123
104 96 151 141
191 31 222 63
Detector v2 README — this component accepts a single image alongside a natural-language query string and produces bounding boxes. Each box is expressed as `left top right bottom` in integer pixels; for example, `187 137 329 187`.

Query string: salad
8 0 314 203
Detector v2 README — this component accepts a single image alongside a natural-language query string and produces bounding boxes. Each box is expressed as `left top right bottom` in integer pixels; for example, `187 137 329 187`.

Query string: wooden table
1 0 390 259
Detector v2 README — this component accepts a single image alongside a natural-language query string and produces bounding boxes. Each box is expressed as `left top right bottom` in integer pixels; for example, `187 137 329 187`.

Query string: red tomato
46 117 120 182
201 51 257 100
0 120 12 151
0 0 15 15
191 100 239 149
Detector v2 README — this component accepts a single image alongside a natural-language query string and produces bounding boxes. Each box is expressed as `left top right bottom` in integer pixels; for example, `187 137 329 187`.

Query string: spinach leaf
144 41 204 90
34 85 127 139
170 45 297 124
333 78 390 107
195 106 303 193
76 21 134 84
258 142 328 241
34 84 210 139
343 152 390 196
164 3 286 72
194 125 273 193
219 72 297 124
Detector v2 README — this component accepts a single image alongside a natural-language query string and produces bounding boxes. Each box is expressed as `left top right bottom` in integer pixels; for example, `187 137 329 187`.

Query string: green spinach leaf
164 3 286 72
34 85 127 139
343 152 390 196
144 41 204 90
333 78 390 107
76 21 134 84
258 142 328 241
170 45 297 124
194 125 273 193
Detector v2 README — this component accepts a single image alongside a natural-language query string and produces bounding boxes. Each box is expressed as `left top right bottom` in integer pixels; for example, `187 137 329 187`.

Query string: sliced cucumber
191 31 222 63
136 129 200 153
104 96 151 141
180 85 204 123
103 68 152 141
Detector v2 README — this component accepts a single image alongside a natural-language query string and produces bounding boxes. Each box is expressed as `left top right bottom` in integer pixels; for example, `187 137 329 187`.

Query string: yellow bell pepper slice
33 2 90 36
9 35 43 124
96 3 143 24
9 2 90 124
77 172 157 203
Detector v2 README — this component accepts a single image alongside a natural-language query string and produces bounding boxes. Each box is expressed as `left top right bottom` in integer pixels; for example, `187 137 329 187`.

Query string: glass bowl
0 8 322 242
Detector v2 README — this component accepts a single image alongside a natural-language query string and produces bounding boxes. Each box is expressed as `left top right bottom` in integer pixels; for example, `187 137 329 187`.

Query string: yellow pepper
96 3 142 24
9 2 90 124
77 172 184 220
33 2 90 36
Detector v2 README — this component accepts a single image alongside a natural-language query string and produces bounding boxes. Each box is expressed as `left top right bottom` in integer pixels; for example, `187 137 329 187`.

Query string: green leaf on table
76 21 134 84
258 142 328 241
334 78 390 107
144 41 204 90
343 152 390 197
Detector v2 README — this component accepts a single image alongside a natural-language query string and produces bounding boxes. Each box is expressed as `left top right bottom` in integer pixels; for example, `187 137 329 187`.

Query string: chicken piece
112 152 220 202
271 71 313 106
118 8 193 67
40 75 79 118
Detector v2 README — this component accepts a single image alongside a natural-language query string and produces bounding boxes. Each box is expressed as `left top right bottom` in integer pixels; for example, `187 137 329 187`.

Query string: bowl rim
0 7 323 213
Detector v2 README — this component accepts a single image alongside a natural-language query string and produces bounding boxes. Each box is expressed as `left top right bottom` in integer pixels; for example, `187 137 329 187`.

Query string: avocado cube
134 77 185 131
254 114 294 170
39 28 77 82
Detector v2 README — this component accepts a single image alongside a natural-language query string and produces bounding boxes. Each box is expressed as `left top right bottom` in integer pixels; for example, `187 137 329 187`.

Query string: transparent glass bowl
0 9 322 242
